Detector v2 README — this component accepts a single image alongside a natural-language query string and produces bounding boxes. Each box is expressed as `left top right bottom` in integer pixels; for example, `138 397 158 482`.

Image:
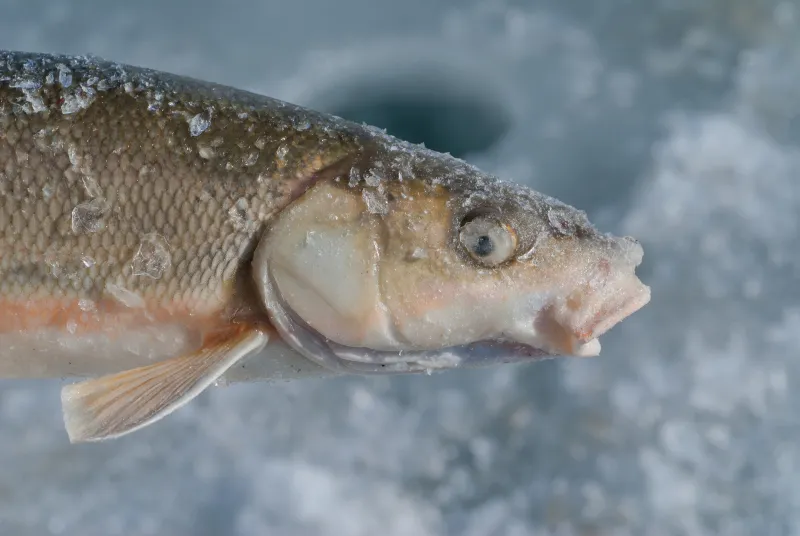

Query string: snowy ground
1 0 799 534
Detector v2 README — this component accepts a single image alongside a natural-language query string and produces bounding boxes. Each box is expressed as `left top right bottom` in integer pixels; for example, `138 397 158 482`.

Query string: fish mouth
571 281 651 343
540 255 652 357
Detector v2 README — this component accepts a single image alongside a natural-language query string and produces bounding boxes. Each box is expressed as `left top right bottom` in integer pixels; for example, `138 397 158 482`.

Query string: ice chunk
131 233 172 279
228 198 256 231
188 113 211 137
197 144 215 160
71 198 110 234
55 64 72 88
81 176 102 199
104 282 145 308
408 247 427 260
275 145 289 167
348 166 361 188
243 151 259 167
9 76 41 90
364 171 382 188
61 86 96 115
78 299 95 312
34 127 64 154
362 189 388 215
21 89 46 113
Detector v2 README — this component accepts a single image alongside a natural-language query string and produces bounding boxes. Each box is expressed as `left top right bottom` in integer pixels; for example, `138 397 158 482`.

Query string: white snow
0 0 798 534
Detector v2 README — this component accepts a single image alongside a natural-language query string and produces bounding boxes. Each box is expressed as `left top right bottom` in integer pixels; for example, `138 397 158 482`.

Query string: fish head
253 146 650 374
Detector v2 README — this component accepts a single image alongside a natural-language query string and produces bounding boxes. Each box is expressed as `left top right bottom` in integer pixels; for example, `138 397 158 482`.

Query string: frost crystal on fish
81 176 103 199
228 198 256 231
189 113 211 137
131 233 172 279
348 167 361 188
146 90 165 112
364 171 382 188
67 145 80 168
197 144 215 160
61 86 96 115
43 251 63 278
243 151 259 167
105 282 145 308
275 145 289 166
10 76 41 90
408 247 428 260
20 89 46 113
56 64 72 88
78 299 95 312
34 127 64 154
71 198 110 234
362 189 389 216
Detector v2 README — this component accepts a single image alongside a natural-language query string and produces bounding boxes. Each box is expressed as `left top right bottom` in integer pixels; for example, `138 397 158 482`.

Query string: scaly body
0 50 360 377
0 50 368 326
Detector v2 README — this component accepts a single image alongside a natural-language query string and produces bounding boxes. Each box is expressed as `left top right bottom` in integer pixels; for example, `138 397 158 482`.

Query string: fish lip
533 259 651 357
571 280 651 343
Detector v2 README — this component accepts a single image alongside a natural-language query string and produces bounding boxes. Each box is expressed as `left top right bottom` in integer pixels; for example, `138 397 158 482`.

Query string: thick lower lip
573 281 651 343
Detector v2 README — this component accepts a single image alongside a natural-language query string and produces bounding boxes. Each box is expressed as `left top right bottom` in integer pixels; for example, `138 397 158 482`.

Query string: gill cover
252 178 556 375
253 179 452 374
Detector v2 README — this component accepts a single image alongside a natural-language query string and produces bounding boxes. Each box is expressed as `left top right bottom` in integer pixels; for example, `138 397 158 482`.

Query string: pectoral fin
61 325 269 443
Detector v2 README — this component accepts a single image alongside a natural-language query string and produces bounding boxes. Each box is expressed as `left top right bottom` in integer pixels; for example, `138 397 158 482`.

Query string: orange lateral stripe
0 298 230 335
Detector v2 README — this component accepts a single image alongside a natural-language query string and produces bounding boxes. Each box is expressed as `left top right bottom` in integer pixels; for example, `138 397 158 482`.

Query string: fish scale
0 50 357 323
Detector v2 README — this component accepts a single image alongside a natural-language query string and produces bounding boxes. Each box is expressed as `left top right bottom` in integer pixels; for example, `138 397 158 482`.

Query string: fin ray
61 325 268 443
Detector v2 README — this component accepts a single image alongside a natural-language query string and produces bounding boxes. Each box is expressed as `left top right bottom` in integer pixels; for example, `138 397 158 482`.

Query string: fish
0 50 651 443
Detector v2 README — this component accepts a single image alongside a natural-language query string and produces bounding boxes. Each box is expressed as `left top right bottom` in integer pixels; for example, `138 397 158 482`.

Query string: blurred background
1 0 799 534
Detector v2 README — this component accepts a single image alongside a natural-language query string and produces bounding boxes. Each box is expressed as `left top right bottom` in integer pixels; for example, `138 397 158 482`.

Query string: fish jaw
490 236 650 358
539 238 651 354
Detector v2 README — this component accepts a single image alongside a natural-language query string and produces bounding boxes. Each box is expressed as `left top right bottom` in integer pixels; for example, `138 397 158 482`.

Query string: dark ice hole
320 73 512 159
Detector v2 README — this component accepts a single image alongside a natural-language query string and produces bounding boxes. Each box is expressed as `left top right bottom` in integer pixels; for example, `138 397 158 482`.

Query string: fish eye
459 215 518 266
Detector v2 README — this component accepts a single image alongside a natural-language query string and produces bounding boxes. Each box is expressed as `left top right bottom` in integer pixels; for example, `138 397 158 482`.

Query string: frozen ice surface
1 0 800 534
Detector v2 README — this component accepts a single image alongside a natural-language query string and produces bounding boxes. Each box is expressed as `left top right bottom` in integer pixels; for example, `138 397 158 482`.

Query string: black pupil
473 235 494 257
